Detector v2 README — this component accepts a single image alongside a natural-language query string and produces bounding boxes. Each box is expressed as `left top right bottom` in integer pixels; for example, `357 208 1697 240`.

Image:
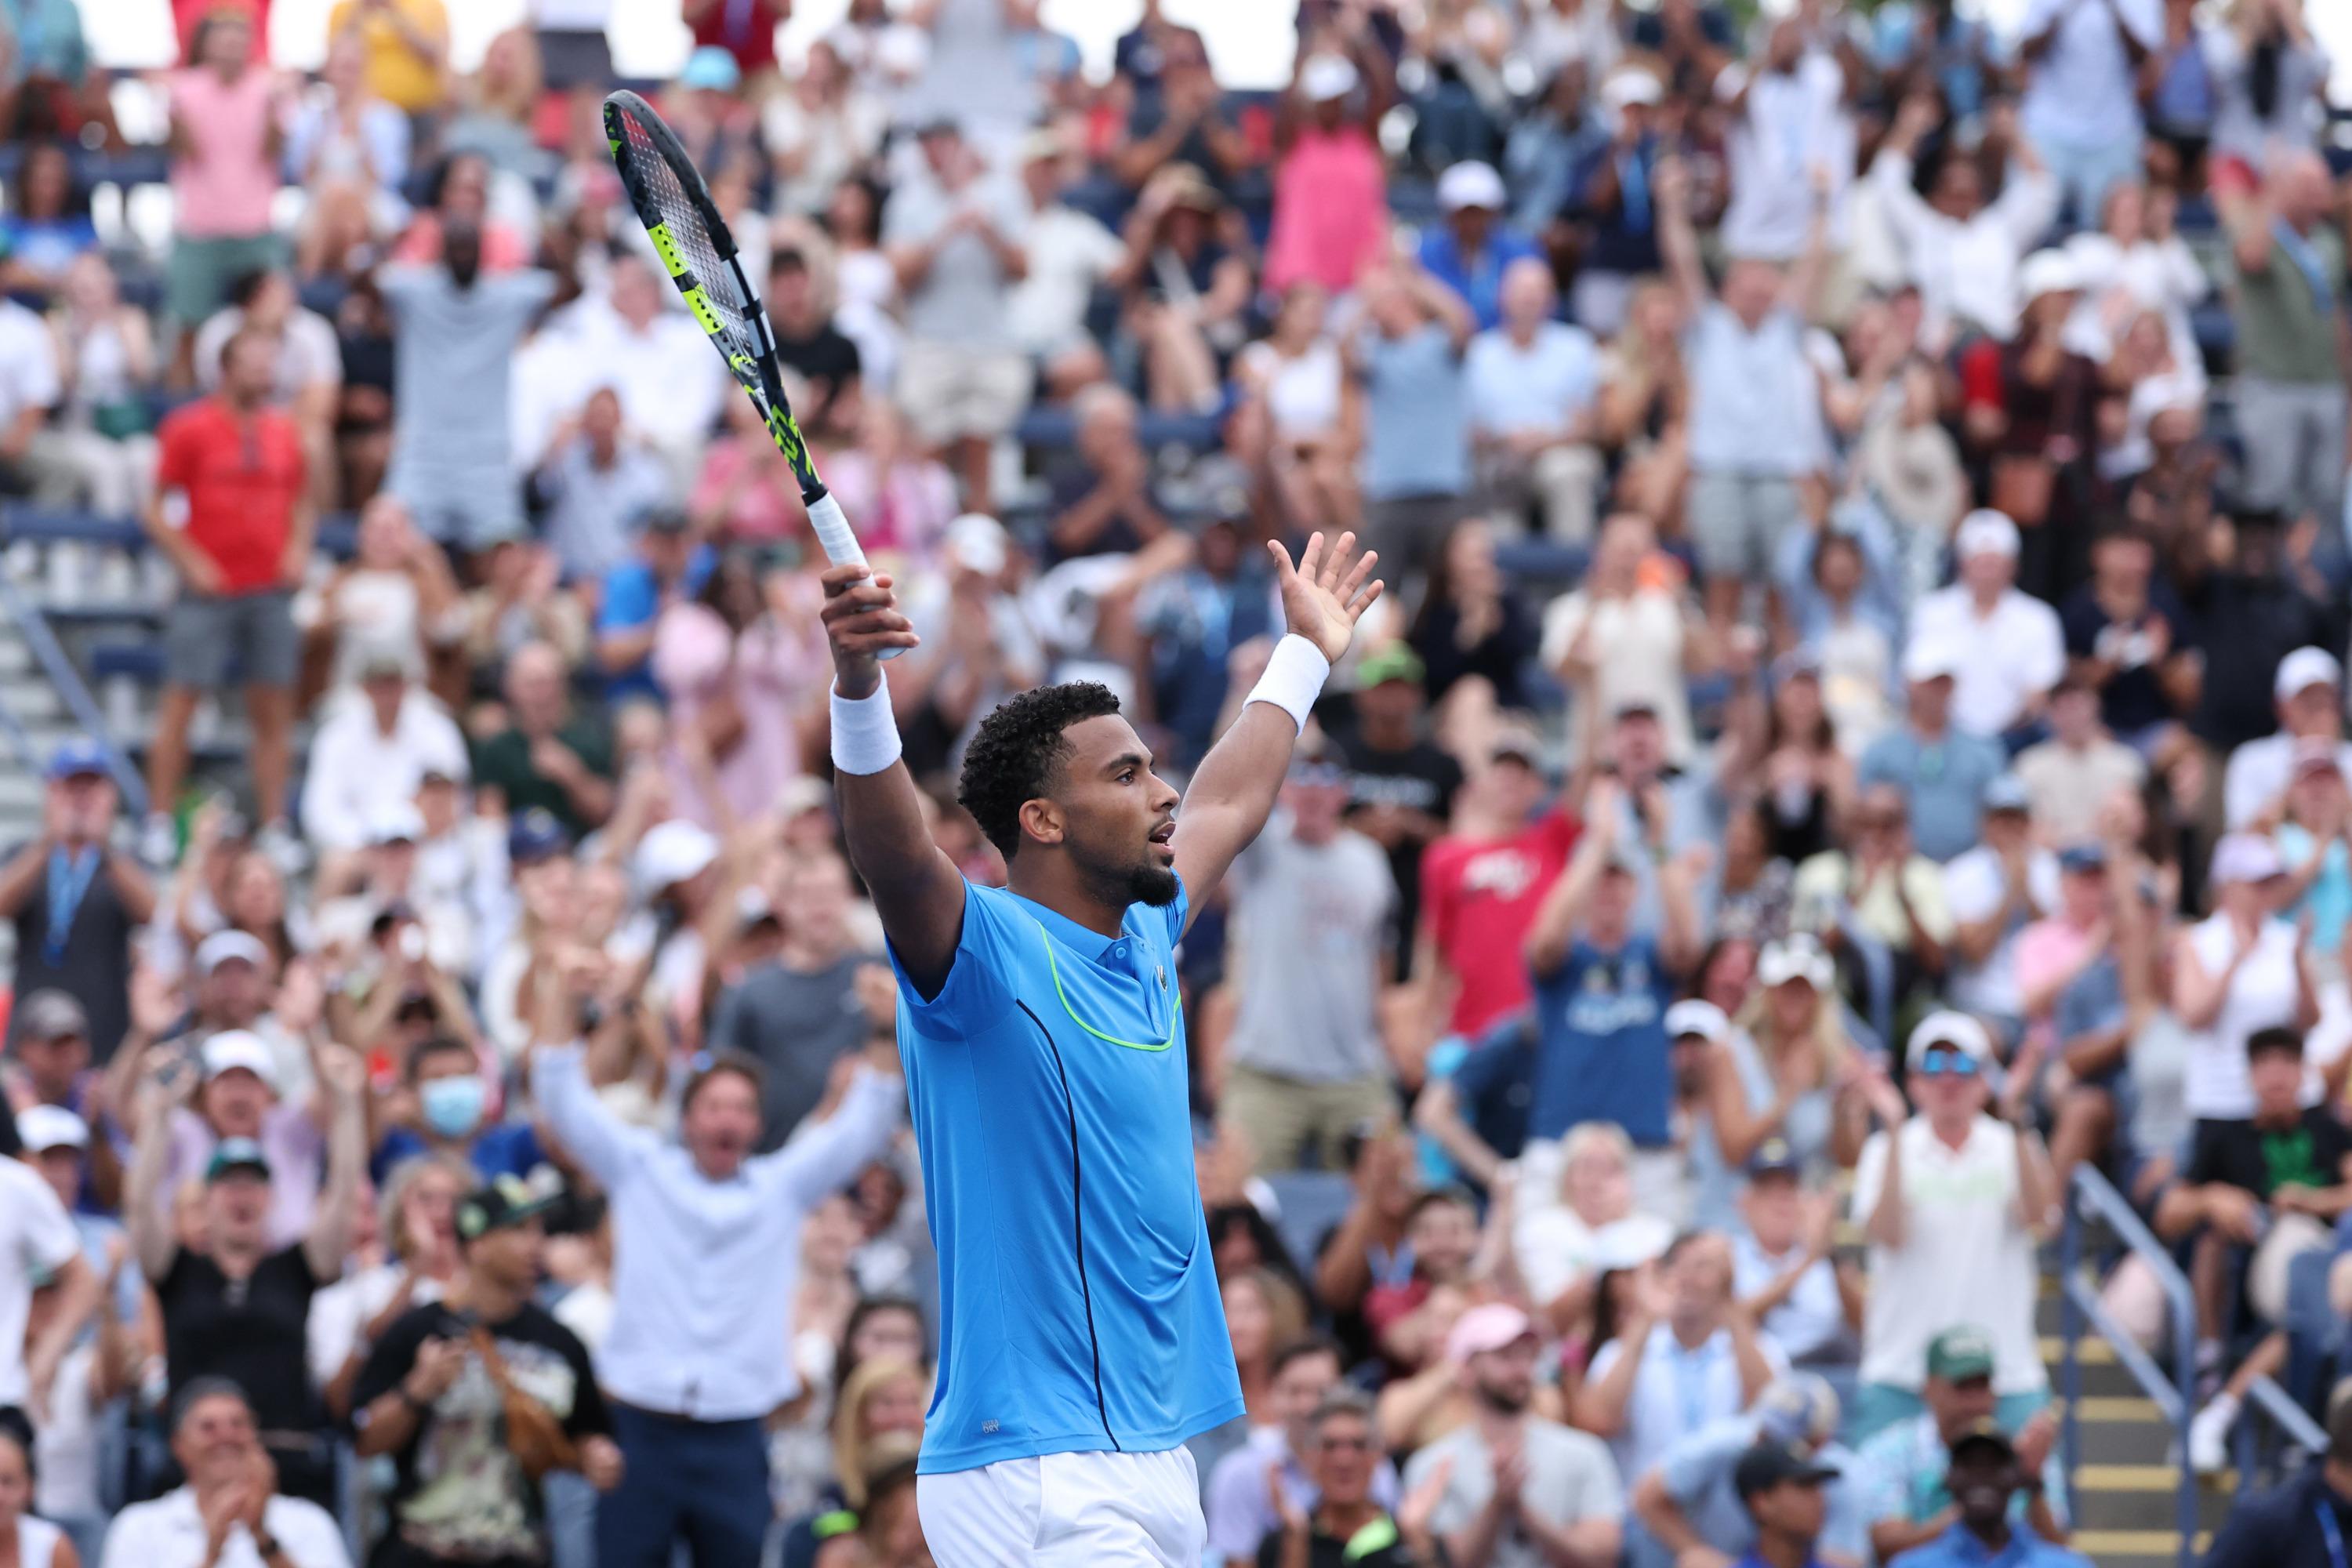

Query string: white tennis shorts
916 1446 1204 1566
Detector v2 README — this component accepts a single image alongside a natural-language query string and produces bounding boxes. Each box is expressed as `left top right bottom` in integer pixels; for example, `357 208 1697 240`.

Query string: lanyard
45 846 99 967
2318 1501 2347 1568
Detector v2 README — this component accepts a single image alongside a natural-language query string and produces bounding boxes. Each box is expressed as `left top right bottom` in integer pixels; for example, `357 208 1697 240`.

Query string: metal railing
0 569 148 816
2059 1164 2199 1567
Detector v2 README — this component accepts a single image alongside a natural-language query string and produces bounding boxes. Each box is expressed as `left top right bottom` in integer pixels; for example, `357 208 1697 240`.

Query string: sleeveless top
1689 1027 1838 1231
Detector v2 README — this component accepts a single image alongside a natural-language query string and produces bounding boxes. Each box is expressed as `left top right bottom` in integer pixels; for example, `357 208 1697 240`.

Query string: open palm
1268 530 1384 664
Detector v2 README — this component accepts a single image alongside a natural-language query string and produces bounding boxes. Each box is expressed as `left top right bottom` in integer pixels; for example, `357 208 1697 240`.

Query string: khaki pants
1221 1064 1394 1175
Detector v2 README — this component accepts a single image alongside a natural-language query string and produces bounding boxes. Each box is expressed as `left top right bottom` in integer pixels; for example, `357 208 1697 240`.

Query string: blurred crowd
0 0 2350 1563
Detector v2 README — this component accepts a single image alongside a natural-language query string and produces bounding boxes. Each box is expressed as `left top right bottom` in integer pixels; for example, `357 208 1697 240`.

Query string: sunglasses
1915 1051 1980 1079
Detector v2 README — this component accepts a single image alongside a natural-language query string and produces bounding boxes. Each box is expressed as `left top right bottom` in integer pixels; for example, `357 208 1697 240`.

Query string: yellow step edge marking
2054 1396 2165 1421
2077 1463 2235 1490
2038 1336 2117 1365
2071 1530 2211 1555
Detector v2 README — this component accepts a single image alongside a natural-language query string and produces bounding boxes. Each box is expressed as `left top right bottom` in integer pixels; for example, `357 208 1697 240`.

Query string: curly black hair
956 682 1123 859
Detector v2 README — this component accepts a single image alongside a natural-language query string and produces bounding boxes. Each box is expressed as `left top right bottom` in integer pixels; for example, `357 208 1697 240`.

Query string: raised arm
819 564 970 997
126 1062 196 1283
302 1046 370 1282
1525 779 1621 979
1171 531 1381 932
1653 156 1709 319
526 957 659 1189
771 1043 904 1209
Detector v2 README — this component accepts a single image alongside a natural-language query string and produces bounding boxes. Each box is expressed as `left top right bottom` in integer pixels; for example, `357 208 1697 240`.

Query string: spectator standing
2220 152 2347 534
380 221 556 551
1906 512 2066 746
126 1045 368 1508
882 118 1030 514
322 0 448 117
0 741 153 1059
1264 52 1390 299
37 253 156 518
1399 1305 1626 1568
1010 133 1126 397
97 1380 351 1568
1715 24 1856 264
1219 741 1399 1174
143 328 314 868
2016 0 2158 223
1353 260 1475 582
1869 96 2060 347
1569 70 1669 336
350 1178 624 1567
165 11 285 370
0 1114 93 1446
2205 0 2330 170
1521 775 1702 1214
1414 734 1577 1042
764 246 865 448
2056 528 2195 761
529 965 902 1568
1849 1017 2054 1443
1464 260 1603 543
1656 154 1831 628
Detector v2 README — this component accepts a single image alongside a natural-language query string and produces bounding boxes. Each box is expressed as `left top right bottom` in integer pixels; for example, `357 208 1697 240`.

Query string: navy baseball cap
45 739 109 782
508 809 572 866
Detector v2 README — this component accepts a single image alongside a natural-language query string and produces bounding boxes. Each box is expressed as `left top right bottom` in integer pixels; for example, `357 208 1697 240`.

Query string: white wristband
1247 634 1331 735
829 674 903 776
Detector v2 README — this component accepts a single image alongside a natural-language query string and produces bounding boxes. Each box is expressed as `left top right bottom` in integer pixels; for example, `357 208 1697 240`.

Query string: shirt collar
1932 1519 2032 1566
1007 889 1132 964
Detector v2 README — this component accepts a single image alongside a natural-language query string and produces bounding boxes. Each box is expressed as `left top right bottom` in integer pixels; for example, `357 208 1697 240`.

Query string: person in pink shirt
1262 47 1391 298
168 9 289 376
653 554 831 831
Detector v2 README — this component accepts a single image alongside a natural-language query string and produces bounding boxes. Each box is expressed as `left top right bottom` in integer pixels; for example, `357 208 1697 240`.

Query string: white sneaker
138 812 178 871
2188 1392 2239 1475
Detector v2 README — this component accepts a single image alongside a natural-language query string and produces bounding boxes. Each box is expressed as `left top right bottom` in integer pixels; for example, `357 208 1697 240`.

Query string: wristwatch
253 1530 282 1559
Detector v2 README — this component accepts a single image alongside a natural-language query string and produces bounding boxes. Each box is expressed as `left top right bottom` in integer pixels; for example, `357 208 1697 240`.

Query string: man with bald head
2223 149 2347 532
1465 256 1605 542
469 642 615 835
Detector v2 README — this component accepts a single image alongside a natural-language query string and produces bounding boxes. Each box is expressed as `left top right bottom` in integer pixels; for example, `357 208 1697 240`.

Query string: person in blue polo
1887 1424 2092 1568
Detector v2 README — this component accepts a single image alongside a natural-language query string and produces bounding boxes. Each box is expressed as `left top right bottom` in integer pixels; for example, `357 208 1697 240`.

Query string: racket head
601 89 821 495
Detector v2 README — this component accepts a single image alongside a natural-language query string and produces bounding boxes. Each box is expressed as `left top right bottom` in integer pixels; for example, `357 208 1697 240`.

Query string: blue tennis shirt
891 876 1245 1474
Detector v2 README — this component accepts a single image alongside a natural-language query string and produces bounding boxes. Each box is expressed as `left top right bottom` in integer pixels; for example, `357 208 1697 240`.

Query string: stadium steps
2037 1278 2232 1566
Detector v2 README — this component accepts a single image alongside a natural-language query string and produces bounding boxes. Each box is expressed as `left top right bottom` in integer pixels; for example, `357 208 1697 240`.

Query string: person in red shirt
142 328 314 869
1414 730 1580 1041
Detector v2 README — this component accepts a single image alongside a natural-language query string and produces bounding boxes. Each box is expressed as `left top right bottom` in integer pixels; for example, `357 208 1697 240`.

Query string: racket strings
614 108 758 350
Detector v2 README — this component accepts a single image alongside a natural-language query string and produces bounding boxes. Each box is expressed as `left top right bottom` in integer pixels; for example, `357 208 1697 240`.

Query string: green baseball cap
1356 643 1426 688
1926 1325 1996 1383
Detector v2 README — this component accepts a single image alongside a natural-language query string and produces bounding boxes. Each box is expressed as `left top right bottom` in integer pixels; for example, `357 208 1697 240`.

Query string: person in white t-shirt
99 1380 350 1568
1715 24 1857 263
2172 833 2322 1127
2223 646 2352 832
1848 1011 2055 1442
1905 510 2064 744
0 1150 95 1439
2016 0 2161 225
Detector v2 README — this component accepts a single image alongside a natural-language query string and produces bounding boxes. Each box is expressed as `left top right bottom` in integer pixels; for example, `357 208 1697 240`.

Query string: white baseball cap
1758 935 1835 990
1954 508 2020 559
1901 637 1964 684
1602 69 1664 111
634 818 718 893
2274 646 2343 702
16 1104 88 1153
194 929 270 977
368 802 425 847
201 1029 281 1091
2210 831 2286 886
946 512 1008 576
1664 999 1731 1044
1300 53 1358 103
1906 1010 1993 1069
2018 249 2081 300
1438 160 1507 212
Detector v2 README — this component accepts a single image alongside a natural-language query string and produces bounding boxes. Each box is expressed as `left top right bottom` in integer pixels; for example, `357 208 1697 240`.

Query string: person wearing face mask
368 1036 542 1184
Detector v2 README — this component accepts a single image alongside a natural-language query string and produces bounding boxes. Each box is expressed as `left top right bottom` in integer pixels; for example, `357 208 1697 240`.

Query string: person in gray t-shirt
1219 749 1398 1173
379 223 554 548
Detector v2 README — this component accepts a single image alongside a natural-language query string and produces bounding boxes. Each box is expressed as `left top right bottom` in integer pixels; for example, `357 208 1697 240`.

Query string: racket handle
807 492 906 662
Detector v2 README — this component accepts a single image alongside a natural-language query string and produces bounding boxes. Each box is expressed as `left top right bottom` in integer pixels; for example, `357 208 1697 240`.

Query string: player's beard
1123 860 1181 908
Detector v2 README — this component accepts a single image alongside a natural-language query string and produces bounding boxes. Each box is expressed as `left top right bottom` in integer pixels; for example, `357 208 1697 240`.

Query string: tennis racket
601 90 901 655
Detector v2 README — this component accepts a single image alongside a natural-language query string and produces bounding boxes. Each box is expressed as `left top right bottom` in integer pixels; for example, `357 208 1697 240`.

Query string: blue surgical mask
419 1075 487 1138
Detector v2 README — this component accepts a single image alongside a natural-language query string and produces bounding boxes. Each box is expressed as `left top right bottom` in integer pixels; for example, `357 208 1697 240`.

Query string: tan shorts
897 340 1033 446
1220 1064 1393 1176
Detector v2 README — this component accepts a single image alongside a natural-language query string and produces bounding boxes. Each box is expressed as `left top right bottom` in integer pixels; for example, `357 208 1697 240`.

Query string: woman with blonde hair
829 1357 930 1512
1696 935 1870 1223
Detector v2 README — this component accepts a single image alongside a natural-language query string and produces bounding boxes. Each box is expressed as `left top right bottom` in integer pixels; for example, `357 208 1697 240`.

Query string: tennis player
819 530 1381 1565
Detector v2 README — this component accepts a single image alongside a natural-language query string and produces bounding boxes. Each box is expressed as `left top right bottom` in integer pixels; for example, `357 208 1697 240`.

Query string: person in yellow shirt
325 0 448 115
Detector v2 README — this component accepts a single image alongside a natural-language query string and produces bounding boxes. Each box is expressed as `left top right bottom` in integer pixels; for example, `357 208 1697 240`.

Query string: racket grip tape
806 493 906 662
